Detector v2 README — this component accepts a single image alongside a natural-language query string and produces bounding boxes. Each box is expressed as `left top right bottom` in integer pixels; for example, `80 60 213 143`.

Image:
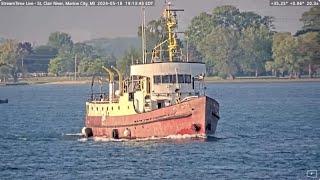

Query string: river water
0 82 319 179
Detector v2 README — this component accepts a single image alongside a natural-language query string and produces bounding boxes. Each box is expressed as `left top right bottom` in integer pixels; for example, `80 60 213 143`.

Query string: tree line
185 5 320 79
0 5 319 82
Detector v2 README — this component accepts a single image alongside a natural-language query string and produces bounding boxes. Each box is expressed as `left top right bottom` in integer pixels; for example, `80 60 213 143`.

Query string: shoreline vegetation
1 6 319 84
1 76 319 86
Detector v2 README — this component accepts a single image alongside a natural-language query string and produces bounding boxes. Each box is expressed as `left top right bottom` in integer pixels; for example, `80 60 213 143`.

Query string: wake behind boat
82 2 220 139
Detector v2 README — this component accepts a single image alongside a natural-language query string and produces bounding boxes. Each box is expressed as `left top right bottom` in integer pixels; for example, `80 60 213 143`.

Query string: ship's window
162 75 170 83
178 74 184 83
107 107 109 111
118 106 120 110
154 75 161 84
185 75 191 83
111 106 113 111
102 107 104 111
128 106 130 109
96 107 98 111
91 107 93 111
170 75 176 83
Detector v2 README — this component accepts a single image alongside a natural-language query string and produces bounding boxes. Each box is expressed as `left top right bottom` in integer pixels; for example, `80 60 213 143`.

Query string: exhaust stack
111 66 123 96
102 66 114 102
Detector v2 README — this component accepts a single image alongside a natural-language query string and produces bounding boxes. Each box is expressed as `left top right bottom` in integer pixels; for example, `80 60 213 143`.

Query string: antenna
141 5 147 64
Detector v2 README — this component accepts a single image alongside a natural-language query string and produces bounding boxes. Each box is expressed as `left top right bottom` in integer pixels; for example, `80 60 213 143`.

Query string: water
0 82 319 179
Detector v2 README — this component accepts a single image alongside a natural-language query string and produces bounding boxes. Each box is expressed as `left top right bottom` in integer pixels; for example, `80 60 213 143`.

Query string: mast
151 2 183 62
166 2 174 62
141 5 146 64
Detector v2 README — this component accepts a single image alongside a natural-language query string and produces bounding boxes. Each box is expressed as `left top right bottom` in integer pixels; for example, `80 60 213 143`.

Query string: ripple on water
0 82 319 179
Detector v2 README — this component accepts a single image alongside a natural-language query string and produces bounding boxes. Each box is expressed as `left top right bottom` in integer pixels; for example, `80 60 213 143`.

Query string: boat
82 2 220 139
0 98 8 104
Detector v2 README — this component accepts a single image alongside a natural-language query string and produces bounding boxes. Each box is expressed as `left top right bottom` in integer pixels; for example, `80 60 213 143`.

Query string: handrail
87 93 119 103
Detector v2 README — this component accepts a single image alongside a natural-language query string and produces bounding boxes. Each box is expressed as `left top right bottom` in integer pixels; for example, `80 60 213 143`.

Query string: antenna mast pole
141 5 146 64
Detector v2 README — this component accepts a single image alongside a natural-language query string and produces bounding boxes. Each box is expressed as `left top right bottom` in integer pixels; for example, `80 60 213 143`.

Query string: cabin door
157 100 165 109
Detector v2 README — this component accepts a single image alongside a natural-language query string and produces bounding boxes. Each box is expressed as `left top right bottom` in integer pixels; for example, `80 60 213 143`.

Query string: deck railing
87 93 119 103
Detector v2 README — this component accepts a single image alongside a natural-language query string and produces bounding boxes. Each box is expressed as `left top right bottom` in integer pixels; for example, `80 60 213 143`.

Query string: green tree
186 12 213 47
47 32 73 52
186 5 275 77
300 6 320 31
239 26 273 76
298 32 320 77
198 27 241 78
116 47 140 77
86 58 104 75
271 32 303 78
48 57 63 76
0 40 33 82
0 66 11 82
25 45 58 73
73 42 93 58
77 57 91 76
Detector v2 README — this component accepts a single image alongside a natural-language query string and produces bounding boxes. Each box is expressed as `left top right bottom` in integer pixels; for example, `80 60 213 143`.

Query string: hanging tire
82 127 93 137
112 129 119 139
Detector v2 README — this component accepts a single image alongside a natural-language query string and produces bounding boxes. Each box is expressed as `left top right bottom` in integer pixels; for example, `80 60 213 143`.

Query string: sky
0 0 311 45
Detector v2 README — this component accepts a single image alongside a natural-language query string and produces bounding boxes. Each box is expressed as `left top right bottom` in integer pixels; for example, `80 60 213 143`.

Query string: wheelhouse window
162 75 170 83
154 75 161 84
153 74 192 84
185 75 191 83
178 75 184 83
170 75 176 83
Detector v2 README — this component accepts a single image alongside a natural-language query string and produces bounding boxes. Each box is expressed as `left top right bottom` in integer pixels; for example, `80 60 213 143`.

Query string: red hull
85 96 219 139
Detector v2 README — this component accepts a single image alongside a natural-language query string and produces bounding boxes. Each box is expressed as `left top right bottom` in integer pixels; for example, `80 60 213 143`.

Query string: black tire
112 129 119 139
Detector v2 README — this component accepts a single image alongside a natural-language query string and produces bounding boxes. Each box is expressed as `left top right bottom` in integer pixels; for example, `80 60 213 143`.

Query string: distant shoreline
205 78 320 83
1 77 319 86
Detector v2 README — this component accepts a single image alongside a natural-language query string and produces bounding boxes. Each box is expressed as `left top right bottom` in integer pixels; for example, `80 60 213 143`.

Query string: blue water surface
0 82 319 179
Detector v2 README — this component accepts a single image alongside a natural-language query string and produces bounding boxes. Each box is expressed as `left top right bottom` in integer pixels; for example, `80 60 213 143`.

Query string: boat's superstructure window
185 75 191 83
178 75 184 83
154 74 192 84
162 75 170 83
154 75 161 84
170 75 176 83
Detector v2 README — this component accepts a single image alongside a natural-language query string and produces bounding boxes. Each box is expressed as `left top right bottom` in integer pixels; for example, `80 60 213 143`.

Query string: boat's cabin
125 61 206 112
